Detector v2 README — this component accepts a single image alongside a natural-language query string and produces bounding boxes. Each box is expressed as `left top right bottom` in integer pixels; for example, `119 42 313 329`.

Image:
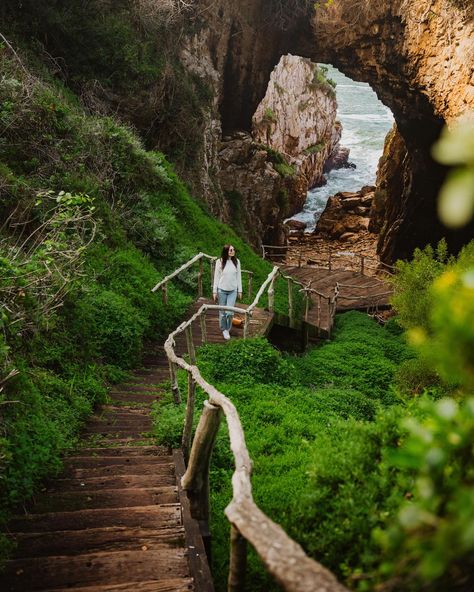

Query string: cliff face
181 0 474 259
8 0 472 258
307 0 474 260
252 55 342 189
218 132 308 247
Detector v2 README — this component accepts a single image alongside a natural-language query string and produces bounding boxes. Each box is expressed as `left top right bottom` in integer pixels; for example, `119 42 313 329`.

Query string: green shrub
71 286 147 368
391 240 450 331
198 338 296 387
152 391 186 448
374 398 474 591
297 408 405 579
394 358 442 396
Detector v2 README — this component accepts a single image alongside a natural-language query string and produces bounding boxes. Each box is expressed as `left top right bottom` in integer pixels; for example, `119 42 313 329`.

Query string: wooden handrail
164 302 349 592
152 252 254 299
262 244 396 276
152 252 214 292
158 251 397 590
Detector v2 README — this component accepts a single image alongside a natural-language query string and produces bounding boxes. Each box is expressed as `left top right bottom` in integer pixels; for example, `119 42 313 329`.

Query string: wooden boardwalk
173 298 274 351
280 265 392 336
0 300 273 592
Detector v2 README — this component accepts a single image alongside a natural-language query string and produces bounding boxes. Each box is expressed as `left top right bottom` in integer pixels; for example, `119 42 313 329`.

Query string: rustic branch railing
156 251 395 591
163 299 349 592
155 256 350 590
152 252 254 302
262 244 396 276
303 284 339 338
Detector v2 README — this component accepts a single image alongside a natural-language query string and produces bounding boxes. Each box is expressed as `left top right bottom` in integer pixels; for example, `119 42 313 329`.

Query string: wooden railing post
360 255 365 276
185 325 196 364
169 360 180 404
243 312 250 339
327 297 332 338
210 258 215 291
288 278 294 328
228 524 247 592
317 295 322 337
162 282 168 304
304 291 310 322
247 272 253 300
200 309 207 344
298 249 303 268
198 258 204 298
328 248 332 271
182 400 222 557
182 371 196 463
268 276 276 313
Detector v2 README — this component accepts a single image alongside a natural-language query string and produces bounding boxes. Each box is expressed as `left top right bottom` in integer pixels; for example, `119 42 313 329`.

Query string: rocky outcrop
183 0 474 258
252 54 346 189
315 186 375 241
218 132 307 247
369 125 408 236
309 0 474 260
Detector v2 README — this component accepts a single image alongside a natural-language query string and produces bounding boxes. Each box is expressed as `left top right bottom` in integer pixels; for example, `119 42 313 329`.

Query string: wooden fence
152 252 254 303
261 243 396 276
155 254 348 592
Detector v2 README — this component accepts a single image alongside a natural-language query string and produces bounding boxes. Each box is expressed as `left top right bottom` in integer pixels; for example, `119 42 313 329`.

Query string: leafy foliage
390 240 450 332
198 338 296 387
175 313 412 590
432 115 474 228
0 42 280 560
375 398 474 591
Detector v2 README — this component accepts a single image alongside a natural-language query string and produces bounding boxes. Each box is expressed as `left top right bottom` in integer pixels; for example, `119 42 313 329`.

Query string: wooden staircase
0 347 212 592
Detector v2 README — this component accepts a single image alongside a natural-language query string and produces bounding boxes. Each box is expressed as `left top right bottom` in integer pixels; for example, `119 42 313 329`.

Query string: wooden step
1 549 190 590
65 463 175 480
78 438 157 448
107 393 159 404
48 473 175 492
64 455 172 468
83 424 153 435
125 374 169 385
40 577 194 592
11 525 186 557
71 446 169 457
29 486 178 513
109 384 164 394
9 505 182 533
89 411 152 421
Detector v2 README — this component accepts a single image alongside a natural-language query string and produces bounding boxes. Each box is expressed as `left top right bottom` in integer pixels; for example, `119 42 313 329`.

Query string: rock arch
206 0 474 261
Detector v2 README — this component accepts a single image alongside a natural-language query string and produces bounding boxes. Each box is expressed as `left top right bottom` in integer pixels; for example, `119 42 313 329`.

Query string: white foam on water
290 64 394 232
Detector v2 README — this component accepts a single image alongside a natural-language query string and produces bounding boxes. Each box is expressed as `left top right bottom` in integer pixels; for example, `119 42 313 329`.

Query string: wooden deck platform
280 265 393 336
172 298 275 353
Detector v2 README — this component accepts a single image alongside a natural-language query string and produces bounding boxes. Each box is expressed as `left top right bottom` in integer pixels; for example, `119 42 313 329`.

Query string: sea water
290 64 394 231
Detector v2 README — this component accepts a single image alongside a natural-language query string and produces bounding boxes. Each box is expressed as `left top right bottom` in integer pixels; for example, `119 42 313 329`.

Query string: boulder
285 219 307 231
339 232 358 242
324 146 350 172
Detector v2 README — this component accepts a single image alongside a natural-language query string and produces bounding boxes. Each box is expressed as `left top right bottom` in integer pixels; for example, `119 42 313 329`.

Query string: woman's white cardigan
213 258 243 293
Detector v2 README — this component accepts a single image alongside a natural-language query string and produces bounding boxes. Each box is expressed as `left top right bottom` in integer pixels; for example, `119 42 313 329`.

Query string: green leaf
438 168 474 228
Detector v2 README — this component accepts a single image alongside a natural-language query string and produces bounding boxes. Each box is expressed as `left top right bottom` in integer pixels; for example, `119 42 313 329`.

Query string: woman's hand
213 292 217 302
238 292 242 300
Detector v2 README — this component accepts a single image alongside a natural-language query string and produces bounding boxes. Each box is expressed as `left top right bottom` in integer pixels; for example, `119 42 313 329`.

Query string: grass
0 43 289 560
152 312 417 589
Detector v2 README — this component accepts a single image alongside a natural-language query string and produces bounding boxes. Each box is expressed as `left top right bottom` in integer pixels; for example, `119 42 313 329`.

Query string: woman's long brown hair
220 244 238 268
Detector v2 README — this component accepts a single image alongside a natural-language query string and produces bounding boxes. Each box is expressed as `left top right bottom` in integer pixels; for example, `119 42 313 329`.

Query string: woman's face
228 245 235 256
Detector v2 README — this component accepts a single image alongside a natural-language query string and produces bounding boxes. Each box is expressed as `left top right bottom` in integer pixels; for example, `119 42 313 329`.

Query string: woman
213 244 243 340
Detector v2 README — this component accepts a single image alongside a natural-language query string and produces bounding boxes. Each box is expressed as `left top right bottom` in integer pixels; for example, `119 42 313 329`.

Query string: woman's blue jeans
217 288 237 331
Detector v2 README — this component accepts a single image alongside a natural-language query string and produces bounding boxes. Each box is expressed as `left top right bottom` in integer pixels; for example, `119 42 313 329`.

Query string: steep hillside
0 38 277 562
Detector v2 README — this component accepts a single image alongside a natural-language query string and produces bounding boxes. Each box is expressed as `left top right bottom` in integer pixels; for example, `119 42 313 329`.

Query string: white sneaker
223 330 230 340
